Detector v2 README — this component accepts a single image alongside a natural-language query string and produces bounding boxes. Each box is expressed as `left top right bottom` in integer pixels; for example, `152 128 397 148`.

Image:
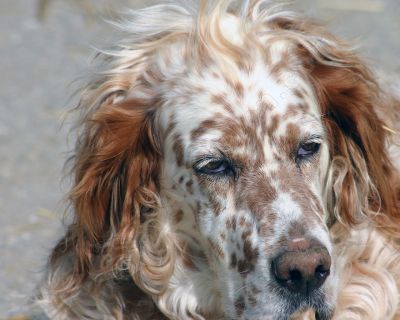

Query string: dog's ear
50 92 162 282
301 38 400 235
71 96 161 267
270 15 399 233
44 9 191 307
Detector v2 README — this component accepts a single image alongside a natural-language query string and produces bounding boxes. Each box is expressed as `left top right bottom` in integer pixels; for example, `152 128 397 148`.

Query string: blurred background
0 0 399 319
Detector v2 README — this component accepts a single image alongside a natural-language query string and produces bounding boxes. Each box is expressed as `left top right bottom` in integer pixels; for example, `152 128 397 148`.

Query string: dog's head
56 1 399 319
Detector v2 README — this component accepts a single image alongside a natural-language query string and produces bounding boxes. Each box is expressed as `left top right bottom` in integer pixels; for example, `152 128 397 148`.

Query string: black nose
271 246 331 295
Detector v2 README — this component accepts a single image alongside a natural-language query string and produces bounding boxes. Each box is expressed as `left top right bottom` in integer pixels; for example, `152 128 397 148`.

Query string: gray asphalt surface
0 0 399 318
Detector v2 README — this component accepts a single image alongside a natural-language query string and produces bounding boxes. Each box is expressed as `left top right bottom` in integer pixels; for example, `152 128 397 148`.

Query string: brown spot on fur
164 119 176 138
258 90 264 104
182 255 197 271
267 114 280 137
210 195 222 216
233 82 244 98
174 209 184 224
241 230 251 240
230 252 237 268
283 104 301 120
235 295 245 317
244 239 258 265
237 239 259 276
194 201 202 226
181 245 198 271
211 71 220 78
237 260 247 275
279 122 301 155
248 293 257 307
251 285 261 295
261 101 274 112
273 152 283 162
172 134 184 166
270 51 290 77
293 88 305 99
223 74 242 97
226 217 237 231
247 285 260 308
208 238 225 259
186 179 193 194
191 119 218 141
211 94 234 114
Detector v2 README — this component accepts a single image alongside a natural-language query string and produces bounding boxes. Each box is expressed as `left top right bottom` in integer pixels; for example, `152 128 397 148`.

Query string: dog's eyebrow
190 119 220 141
302 133 323 141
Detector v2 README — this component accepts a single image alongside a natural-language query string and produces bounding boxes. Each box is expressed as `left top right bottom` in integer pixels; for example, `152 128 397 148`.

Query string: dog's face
158 41 336 319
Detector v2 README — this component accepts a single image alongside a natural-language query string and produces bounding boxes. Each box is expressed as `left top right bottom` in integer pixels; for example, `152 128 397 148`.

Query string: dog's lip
290 301 333 320
315 309 334 320
269 287 333 320
239 301 333 320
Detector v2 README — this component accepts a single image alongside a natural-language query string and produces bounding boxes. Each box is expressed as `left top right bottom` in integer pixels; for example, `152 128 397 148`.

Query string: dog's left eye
195 159 234 176
296 141 321 161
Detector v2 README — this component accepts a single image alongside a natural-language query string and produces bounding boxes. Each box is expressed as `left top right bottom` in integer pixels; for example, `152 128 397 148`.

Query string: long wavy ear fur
69 98 161 268
292 22 400 238
42 3 192 313
47 92 163 307
268 16 400 237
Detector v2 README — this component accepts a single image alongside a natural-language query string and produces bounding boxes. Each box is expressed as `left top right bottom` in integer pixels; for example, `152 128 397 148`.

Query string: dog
37 1 400 319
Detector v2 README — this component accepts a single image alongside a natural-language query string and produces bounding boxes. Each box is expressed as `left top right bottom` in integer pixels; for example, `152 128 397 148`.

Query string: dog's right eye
194 158 235 177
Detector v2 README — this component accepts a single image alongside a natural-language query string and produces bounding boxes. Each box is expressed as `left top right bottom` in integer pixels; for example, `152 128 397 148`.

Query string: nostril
289 269 302 282
315 265 330 280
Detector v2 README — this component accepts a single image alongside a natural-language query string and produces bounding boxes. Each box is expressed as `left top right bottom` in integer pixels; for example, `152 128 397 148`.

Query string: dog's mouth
265 285 334 320
235 290 334 320
241 307 333 320
284 292 334 320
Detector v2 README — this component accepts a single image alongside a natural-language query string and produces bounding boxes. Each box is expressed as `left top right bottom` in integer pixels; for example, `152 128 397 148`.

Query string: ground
0 0 399 319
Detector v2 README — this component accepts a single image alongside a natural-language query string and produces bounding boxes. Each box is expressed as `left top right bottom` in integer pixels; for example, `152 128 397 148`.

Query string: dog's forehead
160 48 322 156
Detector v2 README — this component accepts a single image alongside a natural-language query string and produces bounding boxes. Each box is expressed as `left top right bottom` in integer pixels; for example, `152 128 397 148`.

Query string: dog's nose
271 243 331 295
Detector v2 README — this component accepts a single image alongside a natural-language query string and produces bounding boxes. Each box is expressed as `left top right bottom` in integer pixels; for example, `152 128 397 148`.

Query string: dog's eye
296 142 321 161
195 159 234 176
